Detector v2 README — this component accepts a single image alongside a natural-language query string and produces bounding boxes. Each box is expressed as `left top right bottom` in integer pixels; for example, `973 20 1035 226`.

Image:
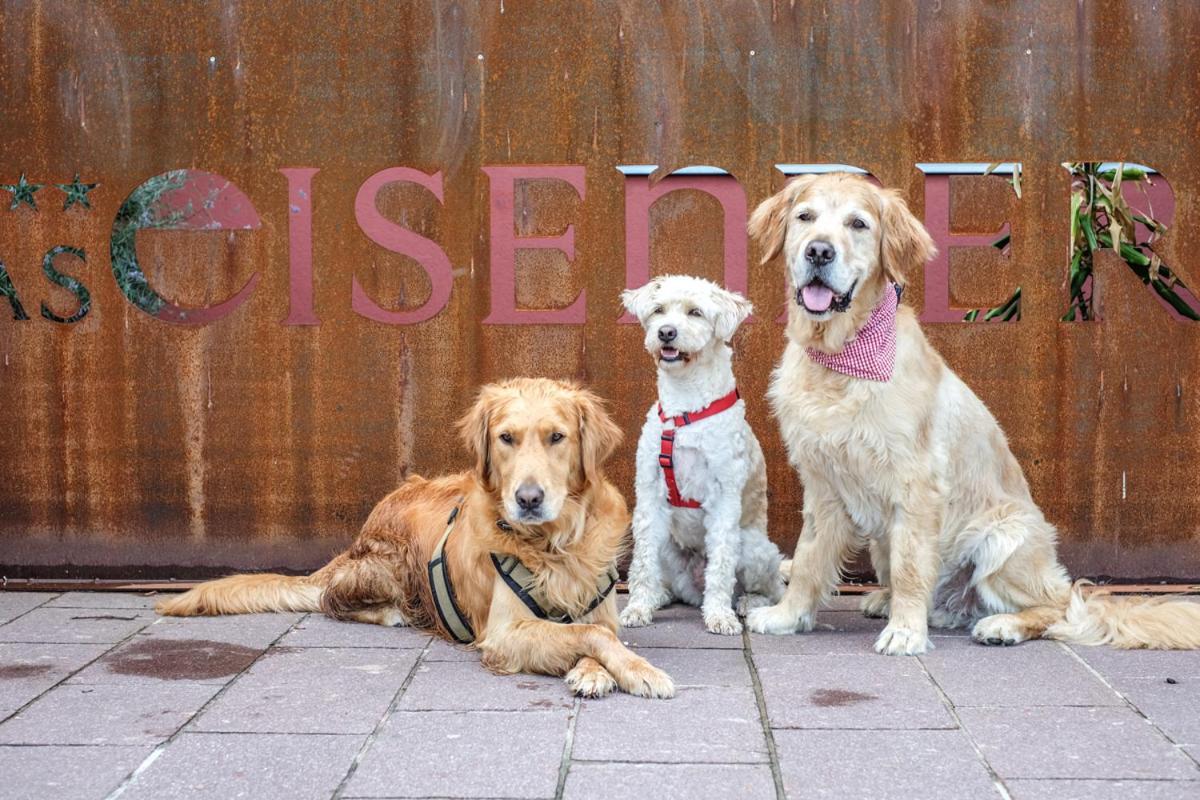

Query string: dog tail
156 573 323 617
1045 581 1200 649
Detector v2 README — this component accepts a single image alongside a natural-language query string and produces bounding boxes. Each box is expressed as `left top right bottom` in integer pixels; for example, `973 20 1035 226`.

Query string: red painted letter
280 168 320 325
352 168 453 325
619 167 747 323
918 164 1017 323
482 165 586 325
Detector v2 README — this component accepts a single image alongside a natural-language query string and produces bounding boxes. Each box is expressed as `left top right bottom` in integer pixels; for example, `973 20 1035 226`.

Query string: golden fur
158 378 675 698
746 173 1200 652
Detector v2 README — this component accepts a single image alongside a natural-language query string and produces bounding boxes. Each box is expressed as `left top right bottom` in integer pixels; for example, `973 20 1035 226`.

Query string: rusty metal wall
1 0 1199 580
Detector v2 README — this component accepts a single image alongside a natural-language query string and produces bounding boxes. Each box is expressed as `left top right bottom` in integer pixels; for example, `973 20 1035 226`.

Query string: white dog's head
621 275 753 370
747 173 935 322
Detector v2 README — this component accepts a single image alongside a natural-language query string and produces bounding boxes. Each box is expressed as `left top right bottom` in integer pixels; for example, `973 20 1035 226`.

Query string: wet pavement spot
0 663 53 679
809 688 877 707
102 638 260 681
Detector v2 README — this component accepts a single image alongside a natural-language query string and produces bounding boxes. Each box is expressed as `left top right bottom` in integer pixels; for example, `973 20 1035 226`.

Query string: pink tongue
801 283 834 311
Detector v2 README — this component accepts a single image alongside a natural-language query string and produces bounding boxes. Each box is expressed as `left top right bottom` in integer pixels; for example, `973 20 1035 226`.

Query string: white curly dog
618 275 785 636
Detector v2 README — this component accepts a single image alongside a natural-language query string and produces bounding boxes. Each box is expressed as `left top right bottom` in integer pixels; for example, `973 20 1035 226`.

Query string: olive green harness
427 500 619 645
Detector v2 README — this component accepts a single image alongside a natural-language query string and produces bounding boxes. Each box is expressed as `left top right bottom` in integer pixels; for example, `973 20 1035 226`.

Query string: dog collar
805 283 901 382
656 388 741 508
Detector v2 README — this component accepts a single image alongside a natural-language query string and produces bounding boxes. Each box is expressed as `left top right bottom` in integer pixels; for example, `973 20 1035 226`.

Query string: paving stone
775 728 1001 799
958 706 1200 780
121 732 362 800
44 592 161 609
572 686 766 763
345 710 567 798
0 744 152 800
0 592 55 624
0 642 110 719
616 603 743 650
564 762 775 800
137 611 304 648
631 647 751 688
398 659 574 711
423 637 482 662
0 682 220 745
921 637 1120 707
0 607 153 644
1070 645 1200 682
275 613 431 649
193 646 418 733
755 653 955 729
1119 677 1200 753
1006 778 1200 800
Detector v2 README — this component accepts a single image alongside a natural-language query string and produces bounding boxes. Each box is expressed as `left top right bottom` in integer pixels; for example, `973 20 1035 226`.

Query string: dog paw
618 659 676 699
736 593 775 617
860 589 891 619
704 608 743 636
874 624 931 656
746 604 813 635
619 605 654 628
565 662 617 698
972 614 1027 646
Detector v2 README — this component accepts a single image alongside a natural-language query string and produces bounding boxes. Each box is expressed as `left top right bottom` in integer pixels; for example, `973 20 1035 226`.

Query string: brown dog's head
748 173 935 329
457 378 622 527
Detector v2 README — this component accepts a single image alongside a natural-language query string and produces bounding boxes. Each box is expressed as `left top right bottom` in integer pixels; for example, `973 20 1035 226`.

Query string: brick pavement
1 591 1198 799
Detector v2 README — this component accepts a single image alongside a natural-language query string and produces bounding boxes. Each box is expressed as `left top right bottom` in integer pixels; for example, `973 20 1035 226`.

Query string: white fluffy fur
744 173 1200 654
619 275 785 635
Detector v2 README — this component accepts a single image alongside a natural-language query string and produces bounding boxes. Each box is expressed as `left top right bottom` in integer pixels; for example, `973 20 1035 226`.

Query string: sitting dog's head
748 173 935 323
458 378 622 528
620 275 753 370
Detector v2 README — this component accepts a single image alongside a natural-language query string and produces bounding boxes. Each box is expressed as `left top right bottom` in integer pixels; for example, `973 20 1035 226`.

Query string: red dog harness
657 388 741 508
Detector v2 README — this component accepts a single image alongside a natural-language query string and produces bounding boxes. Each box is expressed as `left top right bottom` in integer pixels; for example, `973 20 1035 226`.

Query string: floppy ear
747 176 817 265
457 386 497 489
711 287 754 342
879 189 937 287
574 388 623 488
620 280 659 324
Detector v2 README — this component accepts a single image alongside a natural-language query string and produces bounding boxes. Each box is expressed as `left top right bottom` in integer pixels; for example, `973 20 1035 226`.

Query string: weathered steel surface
1 1 1199 579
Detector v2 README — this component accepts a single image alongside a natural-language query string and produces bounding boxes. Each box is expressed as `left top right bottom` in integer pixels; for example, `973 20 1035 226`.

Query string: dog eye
498 432 514 445
687 308 703 318
651 305 664 315
549 432 565 444
850 218 868 230
797 211 813 221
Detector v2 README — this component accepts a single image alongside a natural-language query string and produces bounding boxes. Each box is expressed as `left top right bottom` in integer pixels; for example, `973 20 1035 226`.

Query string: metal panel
1 1 1198 579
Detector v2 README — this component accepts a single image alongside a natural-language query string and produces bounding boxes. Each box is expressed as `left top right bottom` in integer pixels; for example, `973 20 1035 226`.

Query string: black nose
805 240 836 266
515 483 544 512
658 325 677 343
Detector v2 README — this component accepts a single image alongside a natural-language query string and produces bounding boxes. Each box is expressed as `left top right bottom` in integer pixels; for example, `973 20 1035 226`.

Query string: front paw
747 604 814 635
565 662 617 698
736 593 775 617
619 604 654 628
704 608 743 636
874 624 931 655
972 614 1027 646
860 589 891 619
617 658 676 699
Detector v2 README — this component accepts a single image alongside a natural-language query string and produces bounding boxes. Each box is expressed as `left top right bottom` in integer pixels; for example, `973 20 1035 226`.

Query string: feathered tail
1046 581 1200 649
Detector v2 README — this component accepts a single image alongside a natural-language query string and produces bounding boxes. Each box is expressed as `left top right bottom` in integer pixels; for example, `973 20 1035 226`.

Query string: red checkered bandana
805 283 900 382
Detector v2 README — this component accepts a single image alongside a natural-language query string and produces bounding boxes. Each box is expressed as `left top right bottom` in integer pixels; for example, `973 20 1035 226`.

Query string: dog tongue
801 283 835 311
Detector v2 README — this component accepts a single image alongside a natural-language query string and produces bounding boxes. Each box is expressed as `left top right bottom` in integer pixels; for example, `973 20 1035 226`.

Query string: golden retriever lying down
158 378 675 698
745 172 1200 654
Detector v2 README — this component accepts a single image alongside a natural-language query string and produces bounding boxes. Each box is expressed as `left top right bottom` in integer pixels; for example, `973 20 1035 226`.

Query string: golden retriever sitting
745 172 1200 654
158 378 675 698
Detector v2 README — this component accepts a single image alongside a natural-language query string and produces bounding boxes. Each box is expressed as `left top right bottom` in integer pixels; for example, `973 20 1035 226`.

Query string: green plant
1063 161 1198 321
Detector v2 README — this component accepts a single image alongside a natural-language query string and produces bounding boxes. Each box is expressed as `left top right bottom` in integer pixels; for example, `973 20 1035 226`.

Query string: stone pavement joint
0 592 1196 799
